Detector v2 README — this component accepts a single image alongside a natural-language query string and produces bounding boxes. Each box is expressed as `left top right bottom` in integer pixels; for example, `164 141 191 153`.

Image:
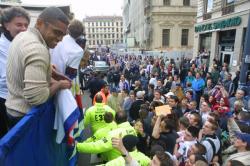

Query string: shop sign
195 16 241 33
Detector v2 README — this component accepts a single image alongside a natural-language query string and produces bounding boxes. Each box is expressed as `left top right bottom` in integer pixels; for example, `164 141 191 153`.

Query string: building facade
194 0 250 72
123 0 197 54
83 16 123 49
0 2 71 27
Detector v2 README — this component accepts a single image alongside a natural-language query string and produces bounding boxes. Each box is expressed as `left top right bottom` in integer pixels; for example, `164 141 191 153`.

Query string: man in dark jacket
129 91 145 121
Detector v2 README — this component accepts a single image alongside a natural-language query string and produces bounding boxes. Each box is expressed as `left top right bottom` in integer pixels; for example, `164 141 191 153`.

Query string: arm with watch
111 137 139 166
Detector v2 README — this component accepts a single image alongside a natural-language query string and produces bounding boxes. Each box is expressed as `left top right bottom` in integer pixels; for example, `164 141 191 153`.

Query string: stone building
123 0 197 54
193 0 250 72
83 16 123 49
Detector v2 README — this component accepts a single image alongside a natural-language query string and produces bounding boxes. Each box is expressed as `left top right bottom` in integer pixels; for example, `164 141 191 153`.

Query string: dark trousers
195 90 203 109
0 97 8 138
7 113 23 130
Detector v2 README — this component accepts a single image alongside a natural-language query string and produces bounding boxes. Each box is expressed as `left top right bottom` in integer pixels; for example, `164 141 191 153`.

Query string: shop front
194 13 249 72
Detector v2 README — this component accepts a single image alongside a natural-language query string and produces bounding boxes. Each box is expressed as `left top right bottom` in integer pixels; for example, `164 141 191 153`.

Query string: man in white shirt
50 19 84 77
0 7 30 138
149 74 157 89
174 126 199 164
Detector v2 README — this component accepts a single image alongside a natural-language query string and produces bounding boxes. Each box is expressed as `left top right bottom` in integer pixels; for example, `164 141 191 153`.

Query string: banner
0 99 69 166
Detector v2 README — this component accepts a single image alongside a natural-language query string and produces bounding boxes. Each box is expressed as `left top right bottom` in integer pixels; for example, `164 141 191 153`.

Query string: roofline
0 2 71 11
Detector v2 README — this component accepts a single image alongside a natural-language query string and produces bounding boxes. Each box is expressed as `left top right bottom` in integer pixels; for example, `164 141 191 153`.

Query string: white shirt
146 64 153 74
149 77 157 88
50 35 83 74
0 34 11 99
178 140 197 159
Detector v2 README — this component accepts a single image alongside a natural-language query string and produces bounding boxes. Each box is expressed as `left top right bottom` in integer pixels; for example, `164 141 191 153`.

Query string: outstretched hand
112 133 126 153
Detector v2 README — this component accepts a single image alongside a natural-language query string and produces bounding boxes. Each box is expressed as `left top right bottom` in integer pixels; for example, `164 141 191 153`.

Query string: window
93 40 95 45
112 34 115 38
116 22 119 26
183 0 190 6
120 22 123 26
163 0 170 6
181 29 189 46
92 22 94 26
104 22 106 26
117 34 119 38
226 0 234 4
112 22 114 26
205 0 213 13
162 29 170 47
117 28 119 32
92 28 94 32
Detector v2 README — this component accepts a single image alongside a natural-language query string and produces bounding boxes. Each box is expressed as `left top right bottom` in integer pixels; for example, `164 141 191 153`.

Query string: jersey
84 103 115 133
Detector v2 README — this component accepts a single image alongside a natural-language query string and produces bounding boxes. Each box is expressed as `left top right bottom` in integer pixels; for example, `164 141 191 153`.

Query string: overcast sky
21 0 123 20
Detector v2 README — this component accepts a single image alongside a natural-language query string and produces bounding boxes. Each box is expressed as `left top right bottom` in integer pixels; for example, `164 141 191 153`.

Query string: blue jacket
192 78 205 91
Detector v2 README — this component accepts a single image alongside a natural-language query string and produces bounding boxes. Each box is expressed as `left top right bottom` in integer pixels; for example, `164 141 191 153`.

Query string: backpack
206 137 222 165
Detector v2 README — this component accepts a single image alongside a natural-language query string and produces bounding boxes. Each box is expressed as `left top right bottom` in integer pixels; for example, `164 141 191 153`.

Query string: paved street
78 90 92 166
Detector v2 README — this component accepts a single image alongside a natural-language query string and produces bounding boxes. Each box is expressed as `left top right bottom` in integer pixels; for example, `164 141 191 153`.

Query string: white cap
164 92 174 98
136 91 145 98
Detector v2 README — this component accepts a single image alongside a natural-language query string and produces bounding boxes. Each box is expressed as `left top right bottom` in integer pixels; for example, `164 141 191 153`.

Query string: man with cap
224 132 250 166
129 91 146 121
84 93 115 134
77 111 137 162
107 87 120 112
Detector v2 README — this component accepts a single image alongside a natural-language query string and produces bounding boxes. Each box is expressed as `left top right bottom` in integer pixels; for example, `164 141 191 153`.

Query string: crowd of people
78 49 250 166
0 5 250 166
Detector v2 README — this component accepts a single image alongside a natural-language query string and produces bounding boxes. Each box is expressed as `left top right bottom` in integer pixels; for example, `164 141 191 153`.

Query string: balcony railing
203 13 212 20
222 4 234 15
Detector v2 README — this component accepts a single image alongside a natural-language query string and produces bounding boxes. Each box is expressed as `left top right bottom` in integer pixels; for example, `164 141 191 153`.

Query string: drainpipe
239 13 250 90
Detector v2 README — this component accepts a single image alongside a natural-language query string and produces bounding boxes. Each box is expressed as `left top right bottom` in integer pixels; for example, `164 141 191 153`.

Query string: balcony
222 4 234 15
203 13 212 20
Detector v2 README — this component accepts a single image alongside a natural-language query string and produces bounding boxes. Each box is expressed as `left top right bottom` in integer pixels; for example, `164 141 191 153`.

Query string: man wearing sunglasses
51 19 85 79
5 7 71 128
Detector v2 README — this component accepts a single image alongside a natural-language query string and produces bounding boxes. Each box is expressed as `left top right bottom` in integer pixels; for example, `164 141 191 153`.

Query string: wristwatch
122 151 128 158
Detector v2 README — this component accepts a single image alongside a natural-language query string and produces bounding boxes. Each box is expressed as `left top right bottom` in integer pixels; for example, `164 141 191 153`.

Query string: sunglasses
45 22 65 37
